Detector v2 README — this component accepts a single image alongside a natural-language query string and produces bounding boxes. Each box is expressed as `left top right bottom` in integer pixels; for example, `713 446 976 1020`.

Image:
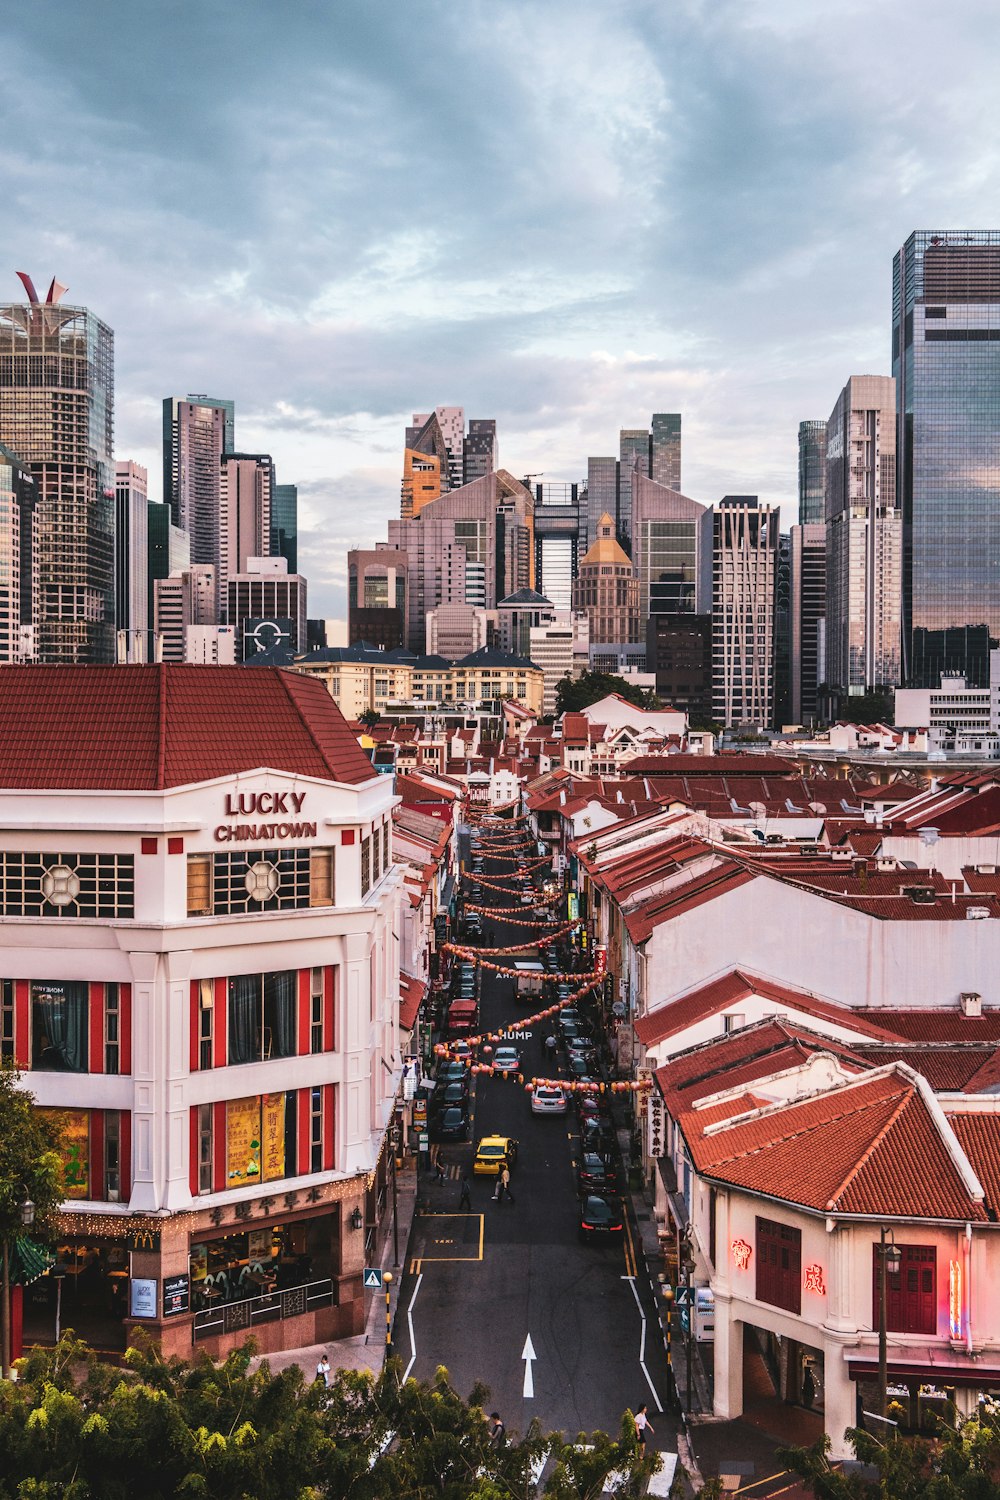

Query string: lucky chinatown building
0 664 400 1361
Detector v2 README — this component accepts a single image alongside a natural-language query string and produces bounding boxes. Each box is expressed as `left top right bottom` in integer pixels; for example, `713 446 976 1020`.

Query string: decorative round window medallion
245 860 280 902
42 863 81 908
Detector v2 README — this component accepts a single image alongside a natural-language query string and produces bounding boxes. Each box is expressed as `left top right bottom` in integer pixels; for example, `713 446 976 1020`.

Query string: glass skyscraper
893 231 1000 686
797 420 827 525
0 287 114 662
271 482 298 574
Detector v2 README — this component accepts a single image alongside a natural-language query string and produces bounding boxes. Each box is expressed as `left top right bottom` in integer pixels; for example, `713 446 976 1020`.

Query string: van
512 961 545 1001
446 1000 478 1037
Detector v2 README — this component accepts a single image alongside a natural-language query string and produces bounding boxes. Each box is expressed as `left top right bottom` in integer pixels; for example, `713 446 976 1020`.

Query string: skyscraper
797 420 827 525
147 501 190 636
463 419 498 484
572 513 640 648
893 231 1000 686
585 456 618 555
162 395 233 571
824 375 901 699
0 277 114 662
712 497 779 727
617 428 648 553
651 413 682 491
115 460 149 660
219 452 273 596
0 442 36 663
347 548 408 649
271 482 298 573
631 471 713 622
790 523 827 725
406 407 465 491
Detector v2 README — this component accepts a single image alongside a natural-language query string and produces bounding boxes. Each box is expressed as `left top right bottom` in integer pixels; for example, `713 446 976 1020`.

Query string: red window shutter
297 1090 311 1176
324 967 336 1051
323 1084 335 1171
212 1100 227 1193
90 1111 104 1198
120 1110 132 1201
213 977 227 1068
189 981 200 1073
14 981 29 1069
89 983 104 1074
189 1107 200 1198
297 969 310 1055
120 984 132 1074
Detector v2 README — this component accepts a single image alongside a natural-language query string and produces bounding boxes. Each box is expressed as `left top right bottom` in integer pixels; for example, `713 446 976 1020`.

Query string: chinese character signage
732 1238 752 1271
645 1083 665 1159
950 1260 963 1341
227 1096 263 1184
803 1263 826 1296
261 1092 285 1182
594 944 607 975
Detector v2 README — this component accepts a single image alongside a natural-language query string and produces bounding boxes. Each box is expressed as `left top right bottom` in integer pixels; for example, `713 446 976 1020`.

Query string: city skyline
5 0 996 619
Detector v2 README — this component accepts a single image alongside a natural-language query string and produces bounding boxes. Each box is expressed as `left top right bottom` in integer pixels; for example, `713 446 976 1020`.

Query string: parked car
580 1119 617 1157
530 1083 568 1116
431 1104 470 1142
578 1194 624 1241
436 1059 470 1085
577 1151 620 1194
491 1045 521 1074
430 1079 470 1115
473 1135 519 1176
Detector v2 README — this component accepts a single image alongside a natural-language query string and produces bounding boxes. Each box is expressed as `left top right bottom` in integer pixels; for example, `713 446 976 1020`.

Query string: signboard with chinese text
261 1092 285 1182
227 1097 262 1185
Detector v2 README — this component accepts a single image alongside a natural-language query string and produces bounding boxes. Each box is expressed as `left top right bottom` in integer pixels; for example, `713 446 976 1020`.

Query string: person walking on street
315 1353 330 1388
458 1175 472 1210
434 1152 446 1183
499 1164 514 1204
488 1412 507 1447
634 1404 653 1451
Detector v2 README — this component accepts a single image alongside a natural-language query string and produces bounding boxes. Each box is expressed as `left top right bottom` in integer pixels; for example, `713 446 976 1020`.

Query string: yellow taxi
473 1135 519 1176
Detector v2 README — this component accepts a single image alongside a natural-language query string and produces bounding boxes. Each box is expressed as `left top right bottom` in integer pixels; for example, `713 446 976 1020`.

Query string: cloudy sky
5 0 998 618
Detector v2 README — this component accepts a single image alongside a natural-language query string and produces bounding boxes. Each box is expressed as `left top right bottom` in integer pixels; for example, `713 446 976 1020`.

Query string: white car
492 1045 521 1073
531 1083 568 1115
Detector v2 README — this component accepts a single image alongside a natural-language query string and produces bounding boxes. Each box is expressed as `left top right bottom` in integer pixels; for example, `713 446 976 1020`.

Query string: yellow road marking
409 1258 422 1274
735 1471 790 1495
415 1213 485 1262
622 1208 637 1277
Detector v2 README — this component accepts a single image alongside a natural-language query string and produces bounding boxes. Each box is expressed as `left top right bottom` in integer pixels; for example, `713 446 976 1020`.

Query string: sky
4 0 1000 619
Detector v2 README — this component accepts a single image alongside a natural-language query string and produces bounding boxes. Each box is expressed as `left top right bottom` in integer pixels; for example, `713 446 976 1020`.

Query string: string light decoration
434 975 605 1056
465 872 559 900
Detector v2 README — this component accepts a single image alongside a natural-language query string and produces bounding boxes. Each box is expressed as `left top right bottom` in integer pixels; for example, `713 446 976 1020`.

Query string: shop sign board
130 1278 157 1318
163 1273 190 1317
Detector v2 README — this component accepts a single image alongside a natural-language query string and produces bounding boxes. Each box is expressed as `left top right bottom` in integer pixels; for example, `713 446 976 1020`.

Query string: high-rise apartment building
0 278 114 662
797 420 827 525
115 461 149 661
572 513 640 647
790 523 827 725
154 565 219 662
347 548 409 650
712 497 779 727
219 453 273 597
162 395 233 572
651 413 682 491
631 471 713 623
271 482 298 573
147 502 190 636
893 231 1000 686
824 375 901 699
0 443 36 663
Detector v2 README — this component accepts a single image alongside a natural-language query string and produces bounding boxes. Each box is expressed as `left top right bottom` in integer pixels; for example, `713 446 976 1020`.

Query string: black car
578 1194 624 1241
430 1104 470 1142
464 917 483 940
580 1119 617 1157
577 1151 621 1195
435 1060 470 1086
430 1079 470 1115
567 1055 600 1084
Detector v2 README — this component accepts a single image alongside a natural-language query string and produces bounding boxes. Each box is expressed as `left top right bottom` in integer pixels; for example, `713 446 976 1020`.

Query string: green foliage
555 671 661 716
838 690 894 726
778 1411 1000 1500
0 1060 65 1247
0 1339 659 1499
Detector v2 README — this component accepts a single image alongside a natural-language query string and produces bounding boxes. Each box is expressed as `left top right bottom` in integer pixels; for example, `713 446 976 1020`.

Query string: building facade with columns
0 664 400 1361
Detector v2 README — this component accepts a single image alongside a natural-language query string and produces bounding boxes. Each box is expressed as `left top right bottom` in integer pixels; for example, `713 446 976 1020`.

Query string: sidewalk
251 1158 421 1384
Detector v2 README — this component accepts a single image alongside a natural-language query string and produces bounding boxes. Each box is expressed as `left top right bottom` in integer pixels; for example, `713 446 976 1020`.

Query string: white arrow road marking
522 1332 537 1398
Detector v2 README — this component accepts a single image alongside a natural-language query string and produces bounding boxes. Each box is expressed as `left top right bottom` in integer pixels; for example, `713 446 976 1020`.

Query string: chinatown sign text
214 790 317 843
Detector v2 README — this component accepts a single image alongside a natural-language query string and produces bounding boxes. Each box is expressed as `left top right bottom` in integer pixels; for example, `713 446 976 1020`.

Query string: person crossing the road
633 1404 653 1451
458 1175 472 1210
498 1163 514 1204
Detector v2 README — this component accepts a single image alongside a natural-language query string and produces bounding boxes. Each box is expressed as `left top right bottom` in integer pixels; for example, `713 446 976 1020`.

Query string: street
397 822 677 1451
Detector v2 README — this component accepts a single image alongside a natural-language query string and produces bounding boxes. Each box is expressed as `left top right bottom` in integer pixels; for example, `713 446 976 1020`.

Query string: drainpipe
965 1222 973 1355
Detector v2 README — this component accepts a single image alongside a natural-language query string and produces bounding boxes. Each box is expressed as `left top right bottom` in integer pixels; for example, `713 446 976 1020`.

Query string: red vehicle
446 1000 478 1038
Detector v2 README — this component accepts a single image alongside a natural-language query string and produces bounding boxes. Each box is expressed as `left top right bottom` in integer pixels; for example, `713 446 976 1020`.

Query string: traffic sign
363 1267 383 1290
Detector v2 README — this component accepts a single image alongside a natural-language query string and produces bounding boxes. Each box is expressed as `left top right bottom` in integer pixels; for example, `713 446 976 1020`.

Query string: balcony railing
192 1277 334 1342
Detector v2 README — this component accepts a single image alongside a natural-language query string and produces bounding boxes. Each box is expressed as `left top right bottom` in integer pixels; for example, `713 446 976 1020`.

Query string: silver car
531 1083 568 1115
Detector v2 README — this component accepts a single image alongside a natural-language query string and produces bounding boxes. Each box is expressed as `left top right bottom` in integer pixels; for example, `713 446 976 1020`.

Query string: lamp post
1 1194 35 1380
383 1270 394 1357
878 1226 902 1419
658 1275 677 1411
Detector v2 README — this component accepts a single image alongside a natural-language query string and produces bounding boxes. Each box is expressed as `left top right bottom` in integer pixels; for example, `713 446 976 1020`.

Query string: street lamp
2 1193 35 1379
658 1274 678 1411
878 1226 902 1419
350 1206 363 1231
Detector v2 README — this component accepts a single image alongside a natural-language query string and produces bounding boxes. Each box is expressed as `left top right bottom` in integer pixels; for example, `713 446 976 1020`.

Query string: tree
837 690 894 726
555 671 661 716
358 709 380 730
0 1061 64 1376
777 1413 1000 1500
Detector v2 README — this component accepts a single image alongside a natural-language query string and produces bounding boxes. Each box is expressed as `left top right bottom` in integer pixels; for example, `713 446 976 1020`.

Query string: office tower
219 453 273 596
712 497 779 727
651 413 682 491
406 407 465 491
115 461 149 660
271 482 297 573
646 614 713 723
618 428 648 553
532 483 580 610
496 588 554 657
463 419 498 484
147 501 190 636
825 375 901 699
530 612 590 716
797 420 827 525
154 565 219 661
162 396 233 571
388 515 472 651
227 556 307 657
631 471 713 623
773 533 792 729
585 456 618 555
894 231 1000 686
401 448 441 519
0 443 36 662
572 513 640 647
0 277 114 662
426 604 489 659
347 548 408 649
790 523 827 725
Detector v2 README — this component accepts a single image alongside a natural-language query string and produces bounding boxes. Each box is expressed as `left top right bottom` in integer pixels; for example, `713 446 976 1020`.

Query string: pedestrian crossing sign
363 1267 383 1289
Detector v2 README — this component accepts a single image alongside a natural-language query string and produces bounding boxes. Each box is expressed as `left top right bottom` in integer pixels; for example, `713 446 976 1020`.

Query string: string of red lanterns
461 902 563 927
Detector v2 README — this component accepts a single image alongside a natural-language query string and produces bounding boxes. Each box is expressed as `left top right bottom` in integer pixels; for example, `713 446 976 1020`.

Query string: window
198 1102 213 1194
311 968 324 1054
309 848 335 907
0 851 134 918
227 972 298 1064
310 1087 323 1173
198 979 214 1070
105 983 120 1074
372 827 381 884
0 980 13 1062
723 1013 745 1034
105 1113 121 1200
756 1216 801 1314
873 1244 936 1336
187 855 212 915
361 837 371 896
31 981 88 1072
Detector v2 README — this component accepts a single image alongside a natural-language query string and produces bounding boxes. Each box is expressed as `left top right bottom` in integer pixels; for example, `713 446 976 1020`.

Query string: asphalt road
397 824 677 1452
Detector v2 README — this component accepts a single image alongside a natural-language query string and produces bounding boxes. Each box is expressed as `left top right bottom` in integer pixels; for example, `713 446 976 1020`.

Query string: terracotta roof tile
949 1114 1000 1219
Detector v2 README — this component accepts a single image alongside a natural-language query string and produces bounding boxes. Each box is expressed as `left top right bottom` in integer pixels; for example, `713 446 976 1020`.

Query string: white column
822 1333 856 1461
713 1295 743 1419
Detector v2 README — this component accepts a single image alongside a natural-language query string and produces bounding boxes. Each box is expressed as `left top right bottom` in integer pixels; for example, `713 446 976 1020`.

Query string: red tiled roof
962 866 1000 894
855 1009 1000 1042
0 664 377 790
399 973 426 1031
851 1048 1000 1092
949 1114 1000 1218
693 1071 986 1220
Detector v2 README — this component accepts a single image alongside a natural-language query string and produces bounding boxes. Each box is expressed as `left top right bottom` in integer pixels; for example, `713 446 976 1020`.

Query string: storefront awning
11 1237 55 1287
399 973 427 1032
846 1345 1000 1388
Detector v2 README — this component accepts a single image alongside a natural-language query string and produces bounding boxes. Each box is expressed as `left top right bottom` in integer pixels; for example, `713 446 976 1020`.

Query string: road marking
409 1258 422 1274
522 1332 537 1398
623 1274 664 1413
413 1214 485 1262
402 1272 423 1380
622 1208 637 1278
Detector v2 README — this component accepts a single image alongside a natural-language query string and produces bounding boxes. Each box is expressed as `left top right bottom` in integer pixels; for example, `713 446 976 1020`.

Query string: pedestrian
545 1033 558 1065
434 1152 446 1183
458 1174 472 1210
489 1411 507 1446
802 1364 816 1410
315 1353 330 1388
499 1163 514 1204
634 1403 653 1451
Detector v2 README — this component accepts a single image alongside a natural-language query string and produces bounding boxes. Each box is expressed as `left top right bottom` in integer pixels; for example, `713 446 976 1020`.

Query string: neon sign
949 1260 962 1341
804 1263 826 1296
732 1238 752 1271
